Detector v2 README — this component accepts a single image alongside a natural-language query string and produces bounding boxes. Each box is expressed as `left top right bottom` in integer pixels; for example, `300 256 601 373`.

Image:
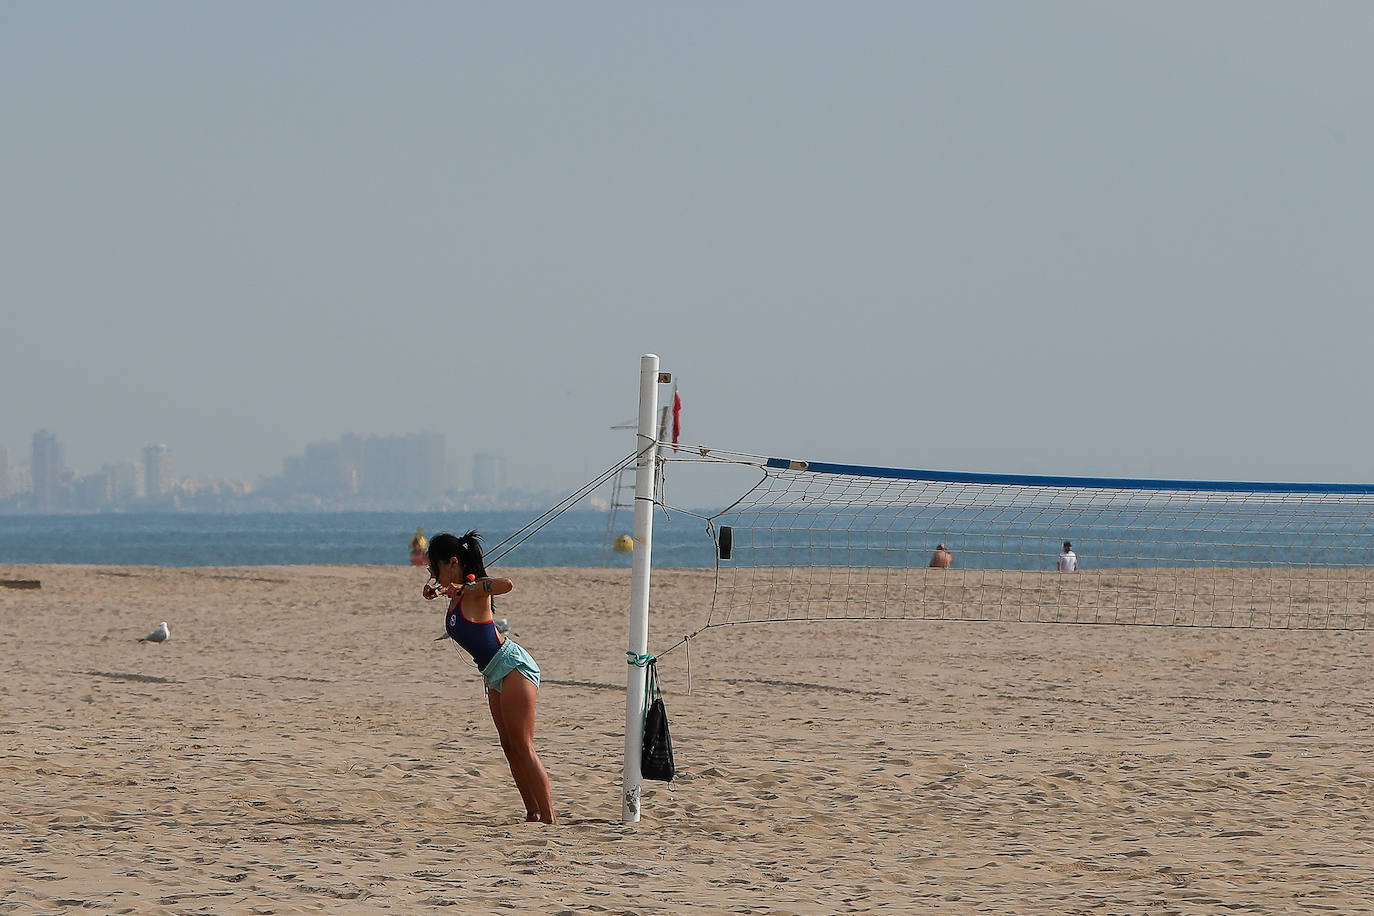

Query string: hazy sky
4 2 1372 506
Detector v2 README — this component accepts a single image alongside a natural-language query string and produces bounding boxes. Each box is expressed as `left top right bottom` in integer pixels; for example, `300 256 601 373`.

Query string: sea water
0 510 719 568
3 504 1369 570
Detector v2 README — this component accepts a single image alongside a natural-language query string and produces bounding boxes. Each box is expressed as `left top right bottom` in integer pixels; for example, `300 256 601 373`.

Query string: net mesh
697 455 1374 630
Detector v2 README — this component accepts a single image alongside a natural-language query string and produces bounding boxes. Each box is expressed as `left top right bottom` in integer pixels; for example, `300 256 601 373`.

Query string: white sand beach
2 564 1373 914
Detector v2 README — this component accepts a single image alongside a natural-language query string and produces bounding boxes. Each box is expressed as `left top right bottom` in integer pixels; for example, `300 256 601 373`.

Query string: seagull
494 618 512 636
138 622 170 643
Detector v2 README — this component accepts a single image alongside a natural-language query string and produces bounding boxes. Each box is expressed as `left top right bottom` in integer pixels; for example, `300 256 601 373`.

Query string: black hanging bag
641 658 675 782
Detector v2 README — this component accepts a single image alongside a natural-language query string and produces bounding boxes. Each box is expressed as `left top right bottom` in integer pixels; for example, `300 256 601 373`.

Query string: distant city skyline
0 427 559 513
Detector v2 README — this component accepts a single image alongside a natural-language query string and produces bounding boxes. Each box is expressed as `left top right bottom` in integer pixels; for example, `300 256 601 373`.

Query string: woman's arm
469 576 514 597
441 576 513 609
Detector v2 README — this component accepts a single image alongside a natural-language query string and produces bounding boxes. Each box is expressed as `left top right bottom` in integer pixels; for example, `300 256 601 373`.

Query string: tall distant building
143 444 173 498
285 440 358 498
105 461 143 502
77 472 113 510
413 432 445 497
472 453 507 495
32 430 63 510
359 432 445 502
339 433 363 496
9 463 32 498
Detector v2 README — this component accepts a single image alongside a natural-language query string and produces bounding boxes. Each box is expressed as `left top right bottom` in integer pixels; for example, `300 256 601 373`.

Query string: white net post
622 354 663 823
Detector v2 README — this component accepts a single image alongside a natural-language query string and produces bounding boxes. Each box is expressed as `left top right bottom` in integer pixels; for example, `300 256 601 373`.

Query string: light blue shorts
481 640 541 693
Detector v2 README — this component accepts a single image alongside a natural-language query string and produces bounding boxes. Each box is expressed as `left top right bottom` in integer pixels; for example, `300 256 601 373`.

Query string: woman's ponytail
456 529 488 579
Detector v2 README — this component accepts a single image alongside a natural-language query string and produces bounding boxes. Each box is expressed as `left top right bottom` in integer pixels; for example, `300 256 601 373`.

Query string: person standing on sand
929 543 953 569
423 530 555 824
1057 541 1078 572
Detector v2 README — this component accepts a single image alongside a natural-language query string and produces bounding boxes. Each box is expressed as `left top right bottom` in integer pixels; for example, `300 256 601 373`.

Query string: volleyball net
663 449 1374 632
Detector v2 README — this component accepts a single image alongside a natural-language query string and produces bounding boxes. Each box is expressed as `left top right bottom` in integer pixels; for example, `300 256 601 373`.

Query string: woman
424 530 555 823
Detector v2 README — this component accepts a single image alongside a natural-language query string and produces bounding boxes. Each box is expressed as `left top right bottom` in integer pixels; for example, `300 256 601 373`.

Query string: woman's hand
424 582 466 601
443 575 478 611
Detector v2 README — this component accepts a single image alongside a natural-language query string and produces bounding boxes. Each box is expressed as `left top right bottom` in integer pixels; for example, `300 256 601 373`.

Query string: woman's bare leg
488 687 540 819
494 673 554 823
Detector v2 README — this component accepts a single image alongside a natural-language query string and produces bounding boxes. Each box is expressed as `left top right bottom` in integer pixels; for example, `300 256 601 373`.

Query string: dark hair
1063 541 1072 551
427 530 488 580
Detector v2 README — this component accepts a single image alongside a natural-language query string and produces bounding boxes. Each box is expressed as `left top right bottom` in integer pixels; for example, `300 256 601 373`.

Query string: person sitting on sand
424 530 555 824
409 527 429 566
929 543 953 569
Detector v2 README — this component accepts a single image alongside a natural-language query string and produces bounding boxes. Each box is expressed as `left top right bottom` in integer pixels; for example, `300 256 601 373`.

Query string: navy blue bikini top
446 594 503 669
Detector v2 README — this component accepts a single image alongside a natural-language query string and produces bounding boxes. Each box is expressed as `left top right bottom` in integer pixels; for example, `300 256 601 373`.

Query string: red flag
672 389 682 451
